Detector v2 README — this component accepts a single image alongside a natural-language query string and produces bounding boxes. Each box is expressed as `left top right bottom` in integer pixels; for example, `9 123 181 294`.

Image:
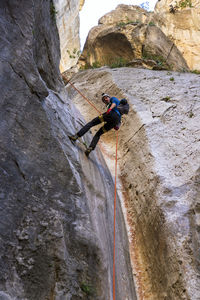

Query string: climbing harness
98 114 104 122
66 78 118 299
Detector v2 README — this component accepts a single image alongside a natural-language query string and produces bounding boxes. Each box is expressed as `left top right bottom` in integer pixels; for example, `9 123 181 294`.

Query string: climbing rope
66 78 118 300
67 79 101 114
113 129 118 300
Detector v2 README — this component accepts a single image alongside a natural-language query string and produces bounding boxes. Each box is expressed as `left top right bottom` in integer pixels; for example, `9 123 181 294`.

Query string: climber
68 93 121 156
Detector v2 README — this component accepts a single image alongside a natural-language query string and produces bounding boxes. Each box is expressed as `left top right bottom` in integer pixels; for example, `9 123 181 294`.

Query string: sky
80 0 158 49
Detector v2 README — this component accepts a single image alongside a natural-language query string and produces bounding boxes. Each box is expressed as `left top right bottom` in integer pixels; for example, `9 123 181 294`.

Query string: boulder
98 4 149 26
79 4 189 71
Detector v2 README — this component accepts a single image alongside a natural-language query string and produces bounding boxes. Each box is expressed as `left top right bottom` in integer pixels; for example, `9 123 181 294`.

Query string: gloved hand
114 125 119 130
106 108 112 114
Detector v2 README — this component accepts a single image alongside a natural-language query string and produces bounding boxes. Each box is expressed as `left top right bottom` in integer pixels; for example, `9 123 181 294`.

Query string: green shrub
142 51 166 64
148 21 155 26
191 69 200 74
80 56 128 70
170 77 174 81
117 22 127 27
92 61 101 68
67 48 81 59
161 96 171 102
50 2 57 21
142 50 174 70
109 57 128 68
178 0 192 8
189 111 194 118
117 19 140 27
81 283 93 295
80 63 91 70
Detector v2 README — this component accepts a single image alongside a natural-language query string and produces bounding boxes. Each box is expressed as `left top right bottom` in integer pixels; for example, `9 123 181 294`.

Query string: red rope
67 80 101 114
66 77 119 299
113 130 118 300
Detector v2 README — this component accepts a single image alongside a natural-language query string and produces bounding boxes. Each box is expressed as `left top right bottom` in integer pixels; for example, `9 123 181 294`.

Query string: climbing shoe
85 147 93 157
68 134 78 142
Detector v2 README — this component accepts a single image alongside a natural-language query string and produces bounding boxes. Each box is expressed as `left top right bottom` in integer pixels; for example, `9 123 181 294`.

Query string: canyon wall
153 0 200 71
67 67 200 299
79 5 189 72
0 1 135 299
54 0 83 72
1 0 199 299
79 3 200 71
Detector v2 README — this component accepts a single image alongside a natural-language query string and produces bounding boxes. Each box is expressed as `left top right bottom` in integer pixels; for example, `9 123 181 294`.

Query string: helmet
102 93 110 100
102 93 110 104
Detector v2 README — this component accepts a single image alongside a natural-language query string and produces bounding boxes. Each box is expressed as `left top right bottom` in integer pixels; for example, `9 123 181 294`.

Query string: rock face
98 4 149 26
0 1 135 299
54 0 82 72
153 0 200 71
79 4 189 72
68 67 200 299
79 3 200 72
79 0 85 11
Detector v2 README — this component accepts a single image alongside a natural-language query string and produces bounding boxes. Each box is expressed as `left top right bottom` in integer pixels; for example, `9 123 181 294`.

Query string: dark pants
77 111 120 149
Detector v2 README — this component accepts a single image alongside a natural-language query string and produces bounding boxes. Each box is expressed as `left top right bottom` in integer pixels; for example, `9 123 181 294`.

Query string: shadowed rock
0 1 136 299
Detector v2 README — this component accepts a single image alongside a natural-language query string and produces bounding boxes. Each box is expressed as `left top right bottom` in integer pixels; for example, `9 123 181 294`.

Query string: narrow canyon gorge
0 1 199 300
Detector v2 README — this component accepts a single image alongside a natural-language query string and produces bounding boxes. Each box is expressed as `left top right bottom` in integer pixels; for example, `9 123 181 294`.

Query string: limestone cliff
1 0 200 299
79 5 189 72
153 0 200 71
0 1 135 299
79 0 85 11
68 67 200 299
54 0 83 72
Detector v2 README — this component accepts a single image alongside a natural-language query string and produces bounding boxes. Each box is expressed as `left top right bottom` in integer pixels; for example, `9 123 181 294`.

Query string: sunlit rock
154 0 200 70
68 67 200 299
79 0 85 11
79 4 188 71
54 0 81 72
